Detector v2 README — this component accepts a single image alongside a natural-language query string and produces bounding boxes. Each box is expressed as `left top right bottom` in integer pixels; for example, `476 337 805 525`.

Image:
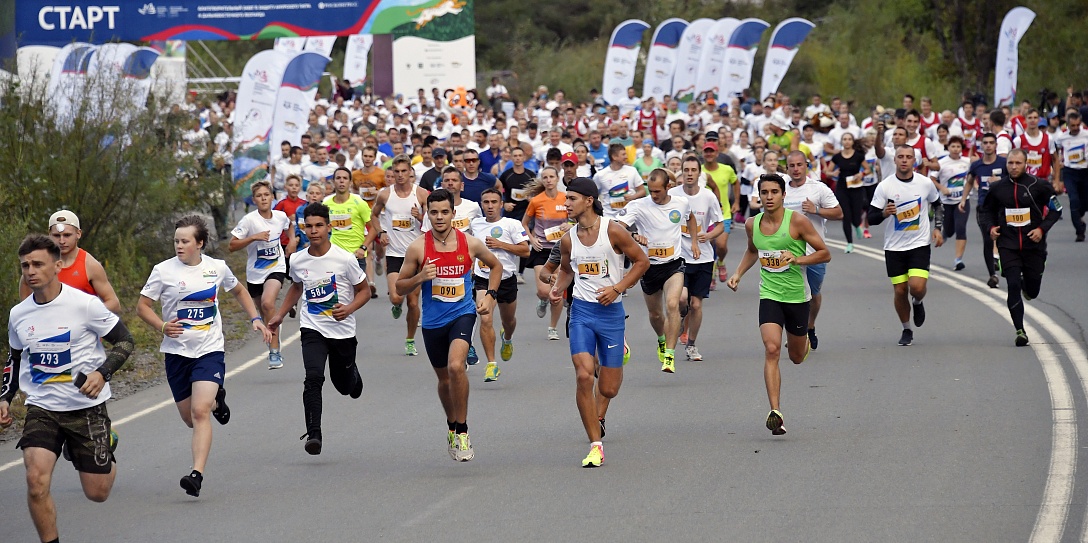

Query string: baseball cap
566 178 597 198
49 210 80 231
432 147 447 157
706 130 719 140
561 152 578 165
703 141 718 152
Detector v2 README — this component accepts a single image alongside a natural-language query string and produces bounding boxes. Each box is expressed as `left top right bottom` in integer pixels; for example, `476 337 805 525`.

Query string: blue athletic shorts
720 218 733 234
568 299 626 368
805 263 826 296
165 351 226 402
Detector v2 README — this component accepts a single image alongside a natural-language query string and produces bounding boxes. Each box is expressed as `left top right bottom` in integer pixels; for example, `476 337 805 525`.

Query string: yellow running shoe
484 362 501 382
582 443 603 468
499 329 513 361
661 352 675 373
622 339 631 366
657 339 666 362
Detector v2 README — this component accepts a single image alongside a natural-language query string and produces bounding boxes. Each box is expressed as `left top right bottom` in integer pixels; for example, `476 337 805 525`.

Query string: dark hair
947 135 965 148
18 234 61 260
441 165 461 178
427 188 456 208
174 215 209 249
608 142 626 159
980 132 997 142
281 140 292 147
303 202 330 223
334 166 352 179
290 145 302 154
481 187 503 200
757 173 786 192
905 109 921 120
546 148 562 162
990 110 1007 126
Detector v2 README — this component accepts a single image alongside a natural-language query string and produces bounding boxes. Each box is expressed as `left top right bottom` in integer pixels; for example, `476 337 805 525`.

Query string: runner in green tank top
727 173 831 436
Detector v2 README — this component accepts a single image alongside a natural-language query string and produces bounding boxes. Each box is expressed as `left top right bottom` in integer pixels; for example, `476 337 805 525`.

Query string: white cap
48 210 80 232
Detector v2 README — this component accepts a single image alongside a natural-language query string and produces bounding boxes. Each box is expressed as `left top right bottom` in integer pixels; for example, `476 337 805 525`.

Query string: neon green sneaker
405 339 418 356
582 443 603 468
657 338 666 362
484 362 501 382
623 339 630 366
499 328 513 361
447 430 456 460
661 351 675 373
453 433 474 462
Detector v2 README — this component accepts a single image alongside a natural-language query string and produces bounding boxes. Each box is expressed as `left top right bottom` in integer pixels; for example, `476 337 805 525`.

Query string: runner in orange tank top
19 210 121 313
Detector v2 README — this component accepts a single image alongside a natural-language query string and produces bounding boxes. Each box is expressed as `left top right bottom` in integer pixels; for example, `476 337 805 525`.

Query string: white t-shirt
8 286 119 411
617 194 691 264
274 162 304 193
668 186 723 264
931 155 971 204
288 244 367 339
422 198 482 234
303 161 338 188
470 217 529 280
231 210 292 283
827 125 862 151
994 130 1014 156
593 165 645 218
783 180 839 252
1056 130 1088 169
141 255 239 357
870 173 941 252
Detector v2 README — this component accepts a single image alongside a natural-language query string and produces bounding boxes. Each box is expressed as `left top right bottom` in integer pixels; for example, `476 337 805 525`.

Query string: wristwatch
485 289 498 299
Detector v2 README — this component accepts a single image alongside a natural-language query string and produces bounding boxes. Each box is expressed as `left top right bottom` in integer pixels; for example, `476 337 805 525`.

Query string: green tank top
753 209 809 303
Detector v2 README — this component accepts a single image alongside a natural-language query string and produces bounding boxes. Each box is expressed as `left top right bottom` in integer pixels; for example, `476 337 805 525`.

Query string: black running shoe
599 417 606 439
912 301 926 327
212 387 230 425
987 275 999 289
808 329 818 350
898 329 914 346
350 366 364 399
301 431 322 455
180 470 203 497
1015 329 1029 347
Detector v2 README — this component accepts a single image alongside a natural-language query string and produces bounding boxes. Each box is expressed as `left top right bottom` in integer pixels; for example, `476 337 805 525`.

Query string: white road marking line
0 331 301 474
828 239 1081 543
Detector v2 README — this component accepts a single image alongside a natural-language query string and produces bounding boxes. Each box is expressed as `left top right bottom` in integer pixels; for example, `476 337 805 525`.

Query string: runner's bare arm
609 220 650 288
792 213 831 266
84 255 122 313
727 219 760 289
394 239 430 295
267 282 303 332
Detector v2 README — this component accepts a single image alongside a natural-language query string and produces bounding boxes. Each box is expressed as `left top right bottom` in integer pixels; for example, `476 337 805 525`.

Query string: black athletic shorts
943 200 970 241
998 246 1047 279
18 404 115 474
386 256 405 274
421 313 477 369
884 245 931 284
473 274 518 304
526 248 551 269
758 298 810 337
684 261 714 299
640 258 685 295
247 272 287 299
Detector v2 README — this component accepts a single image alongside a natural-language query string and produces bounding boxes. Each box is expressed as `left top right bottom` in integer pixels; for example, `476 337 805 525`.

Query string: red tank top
1018 132 1053 178
910 135 930 175
638 109 657 134
59 248 96 296
919 112 939 133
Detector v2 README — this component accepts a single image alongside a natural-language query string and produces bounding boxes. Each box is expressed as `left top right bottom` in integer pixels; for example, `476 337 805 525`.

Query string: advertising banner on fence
601 19 650 106
994 6 1035 107
234 50 294 150
719 18 770 100
641 18 687 102
759 18 815 97
16 0 385 45
694 18 738 103
367 0 477 98
671 18 714 103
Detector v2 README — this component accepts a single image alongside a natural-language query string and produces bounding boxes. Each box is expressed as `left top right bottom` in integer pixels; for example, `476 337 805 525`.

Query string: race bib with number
255 240 280 266
452 217 471 231
647 241 675 260
544 225 565 242
360 187 378 201
391 214 414 231
477 259 490 271
681 222 703 236
431 277 466 302
1026 150 1043 168
511 188 528 201
846 175 864 189
576 257 606 276
330 213 352 230
610 196 627 209
304 276 339 316
29 332 74 384
177 298 216 330
758 250 790 273
1067 145 1085 165
1005 207 1031 228
894 200 921 231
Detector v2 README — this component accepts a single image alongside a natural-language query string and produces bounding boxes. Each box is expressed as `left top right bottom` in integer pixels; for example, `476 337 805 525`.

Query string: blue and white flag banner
694 18 738 102
602 19 650 106
994 7 1035 107
234 50 294 150
641 19 687 101
270 52 331 149
759 18 815 97
719 18 770 101
671 18 715 103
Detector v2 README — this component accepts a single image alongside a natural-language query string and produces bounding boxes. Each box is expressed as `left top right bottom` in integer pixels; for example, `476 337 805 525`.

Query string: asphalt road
2 199 1086 542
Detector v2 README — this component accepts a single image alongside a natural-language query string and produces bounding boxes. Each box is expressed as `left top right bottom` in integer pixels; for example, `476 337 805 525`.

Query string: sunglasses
464 158 479 163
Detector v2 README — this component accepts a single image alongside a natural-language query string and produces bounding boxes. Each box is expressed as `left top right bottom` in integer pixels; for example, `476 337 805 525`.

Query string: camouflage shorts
17 403 115 474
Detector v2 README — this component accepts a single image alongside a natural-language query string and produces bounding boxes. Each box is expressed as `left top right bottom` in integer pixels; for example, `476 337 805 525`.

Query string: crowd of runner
2 81 1082 542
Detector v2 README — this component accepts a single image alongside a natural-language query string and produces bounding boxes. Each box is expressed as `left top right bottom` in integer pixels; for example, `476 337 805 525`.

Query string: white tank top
570 217 626 303
379 187 423 257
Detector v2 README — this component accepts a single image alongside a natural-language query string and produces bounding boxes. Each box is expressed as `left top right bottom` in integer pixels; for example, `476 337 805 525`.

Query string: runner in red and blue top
395 189 503 463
